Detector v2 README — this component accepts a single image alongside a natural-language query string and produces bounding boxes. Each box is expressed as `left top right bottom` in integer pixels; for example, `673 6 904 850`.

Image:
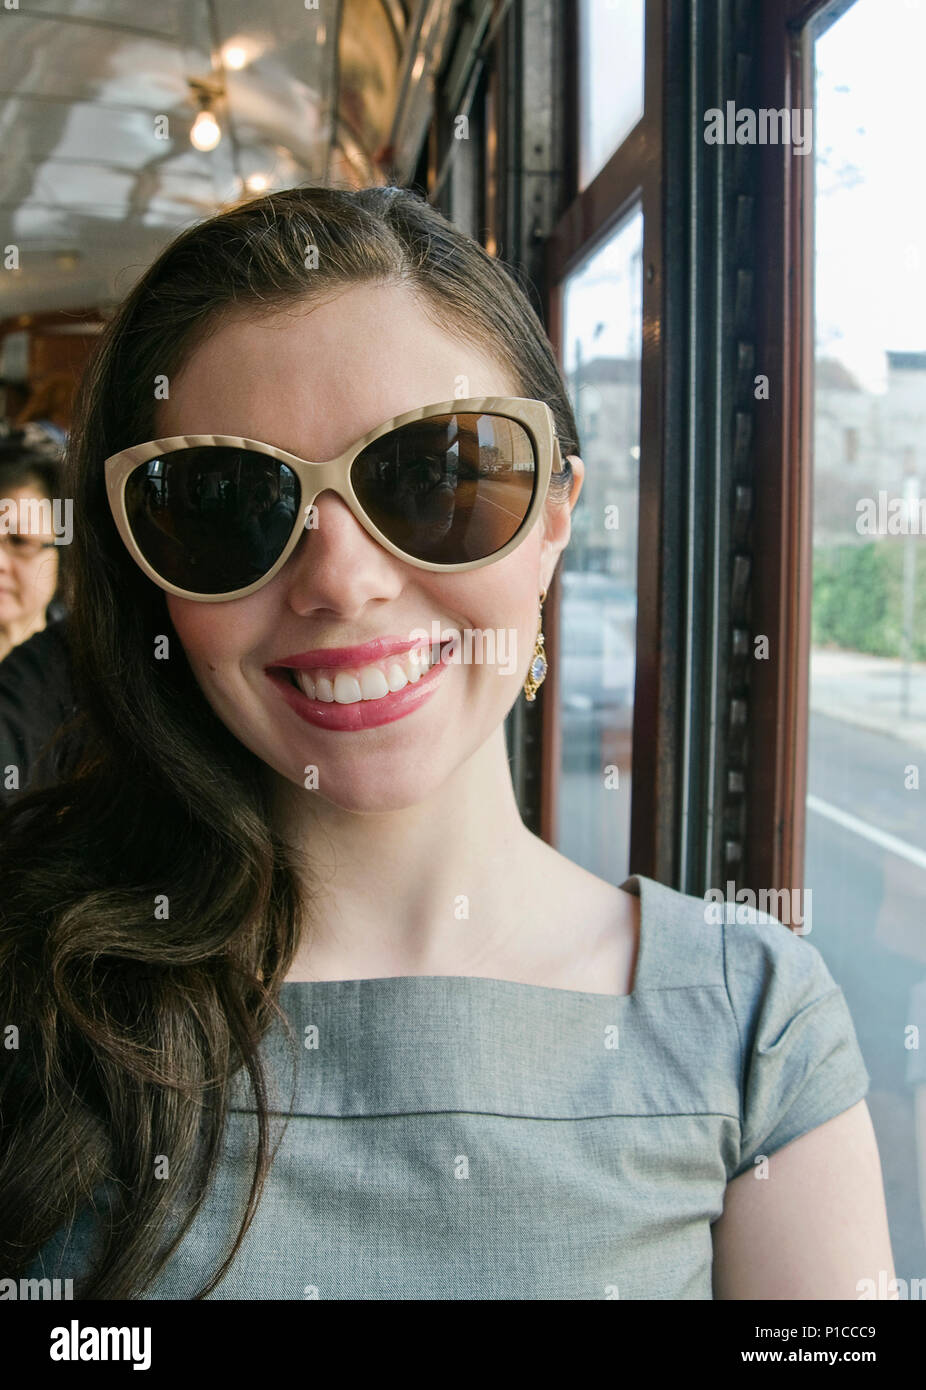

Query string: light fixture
245 173 270 192
188 78 224 151
191 110 221 151
220 37 265 69
222 43 248 70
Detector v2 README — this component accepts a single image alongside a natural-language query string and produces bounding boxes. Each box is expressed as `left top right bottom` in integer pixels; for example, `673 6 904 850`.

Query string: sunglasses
104 396 561 602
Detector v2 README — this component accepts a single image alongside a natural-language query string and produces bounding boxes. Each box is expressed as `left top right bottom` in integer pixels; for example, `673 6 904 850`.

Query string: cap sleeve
723 909 870 1182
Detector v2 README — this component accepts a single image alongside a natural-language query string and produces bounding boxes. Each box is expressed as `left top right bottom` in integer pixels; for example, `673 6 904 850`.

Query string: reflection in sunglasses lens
125 447 299 593
351 413 536 562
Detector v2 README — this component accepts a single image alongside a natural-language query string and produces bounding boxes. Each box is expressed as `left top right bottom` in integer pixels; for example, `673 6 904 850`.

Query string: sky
815 0 926 393
562 0 926 397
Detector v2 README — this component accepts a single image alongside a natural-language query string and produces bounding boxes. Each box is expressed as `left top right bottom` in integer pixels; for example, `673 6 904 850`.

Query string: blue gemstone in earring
531 653 548 682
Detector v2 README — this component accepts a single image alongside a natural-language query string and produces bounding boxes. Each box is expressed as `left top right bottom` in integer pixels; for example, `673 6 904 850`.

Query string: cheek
165 595 257 677
433 554 540 686
32 555 58 601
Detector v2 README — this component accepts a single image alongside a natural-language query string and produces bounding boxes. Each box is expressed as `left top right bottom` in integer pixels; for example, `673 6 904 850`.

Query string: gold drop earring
523 588 548 702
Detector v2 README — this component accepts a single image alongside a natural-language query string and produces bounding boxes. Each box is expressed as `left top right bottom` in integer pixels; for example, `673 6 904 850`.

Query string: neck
266 723 539 980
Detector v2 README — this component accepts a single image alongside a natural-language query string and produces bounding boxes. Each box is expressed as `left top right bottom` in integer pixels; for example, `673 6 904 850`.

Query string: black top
0 617 79 804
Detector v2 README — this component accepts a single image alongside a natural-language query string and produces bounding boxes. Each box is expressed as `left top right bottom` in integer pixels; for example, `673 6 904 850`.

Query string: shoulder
710 894 844 1048
0 617 71 686
622 876 869 1165
699 896 871 1182
623 872 839 1004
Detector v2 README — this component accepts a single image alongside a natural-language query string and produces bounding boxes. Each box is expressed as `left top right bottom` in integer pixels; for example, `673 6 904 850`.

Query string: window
578 0 645 189
556 208 643 883
806 0 926 1287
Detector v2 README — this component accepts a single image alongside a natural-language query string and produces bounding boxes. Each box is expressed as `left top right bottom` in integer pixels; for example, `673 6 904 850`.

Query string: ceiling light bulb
223 44 248 70
191 109 221 151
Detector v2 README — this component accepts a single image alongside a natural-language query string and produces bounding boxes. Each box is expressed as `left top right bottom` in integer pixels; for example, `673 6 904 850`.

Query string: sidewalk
810 647 926 750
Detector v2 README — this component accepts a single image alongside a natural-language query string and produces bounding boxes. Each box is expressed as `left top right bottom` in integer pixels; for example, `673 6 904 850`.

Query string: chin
252 741 448 812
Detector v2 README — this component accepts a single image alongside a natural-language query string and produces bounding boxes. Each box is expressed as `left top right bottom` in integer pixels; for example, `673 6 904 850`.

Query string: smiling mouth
270 640 452 706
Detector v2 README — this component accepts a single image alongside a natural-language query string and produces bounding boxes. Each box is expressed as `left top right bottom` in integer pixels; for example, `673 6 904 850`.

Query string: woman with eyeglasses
0 448 79 808
0 185 894 1301
0 451 63 662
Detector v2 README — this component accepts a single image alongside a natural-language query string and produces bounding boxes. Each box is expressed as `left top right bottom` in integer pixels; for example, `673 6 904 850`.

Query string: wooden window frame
747 0 845 891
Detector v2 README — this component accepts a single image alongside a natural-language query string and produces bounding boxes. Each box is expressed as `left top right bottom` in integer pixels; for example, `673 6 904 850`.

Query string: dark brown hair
0 183 579 1298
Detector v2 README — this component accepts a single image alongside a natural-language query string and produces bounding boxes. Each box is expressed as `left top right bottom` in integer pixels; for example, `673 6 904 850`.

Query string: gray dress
27 873 870 1299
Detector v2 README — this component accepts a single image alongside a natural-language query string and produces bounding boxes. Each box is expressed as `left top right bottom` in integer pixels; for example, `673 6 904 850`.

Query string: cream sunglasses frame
104 395 561 602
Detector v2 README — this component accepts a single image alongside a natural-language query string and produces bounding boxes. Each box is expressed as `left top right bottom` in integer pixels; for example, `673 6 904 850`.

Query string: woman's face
160 281 582 812
0 484 58 634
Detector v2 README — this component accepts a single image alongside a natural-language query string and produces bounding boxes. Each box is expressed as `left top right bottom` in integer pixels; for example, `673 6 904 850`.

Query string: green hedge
813 541 926 659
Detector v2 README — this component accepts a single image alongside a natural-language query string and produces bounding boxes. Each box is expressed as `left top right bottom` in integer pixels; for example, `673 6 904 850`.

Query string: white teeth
333 672 363 704
386 663 409 692
291 644 441 705
359 667 390 700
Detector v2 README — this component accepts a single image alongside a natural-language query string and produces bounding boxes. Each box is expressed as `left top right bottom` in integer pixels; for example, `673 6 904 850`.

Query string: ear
539 454 584 591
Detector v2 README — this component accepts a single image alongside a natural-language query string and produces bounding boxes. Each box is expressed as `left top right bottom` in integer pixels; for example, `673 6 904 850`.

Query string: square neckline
278 874 647 1002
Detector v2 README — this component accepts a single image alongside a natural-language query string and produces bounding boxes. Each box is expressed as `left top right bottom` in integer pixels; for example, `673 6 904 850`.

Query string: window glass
579 0 645 188
809 0 926 1287
557 205 642 884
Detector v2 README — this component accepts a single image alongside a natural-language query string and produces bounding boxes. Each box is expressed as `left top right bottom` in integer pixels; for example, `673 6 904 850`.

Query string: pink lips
265 649 449 731
268 635 429 671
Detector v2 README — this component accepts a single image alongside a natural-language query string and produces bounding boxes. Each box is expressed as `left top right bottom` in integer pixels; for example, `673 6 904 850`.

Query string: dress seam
224 1107 744 1122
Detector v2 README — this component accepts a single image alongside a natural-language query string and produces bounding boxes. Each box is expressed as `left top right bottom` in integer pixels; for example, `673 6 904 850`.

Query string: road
806 711 926 1285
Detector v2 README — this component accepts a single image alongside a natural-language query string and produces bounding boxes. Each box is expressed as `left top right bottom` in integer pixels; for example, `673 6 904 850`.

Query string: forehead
4 485 55 535
154 281 519 458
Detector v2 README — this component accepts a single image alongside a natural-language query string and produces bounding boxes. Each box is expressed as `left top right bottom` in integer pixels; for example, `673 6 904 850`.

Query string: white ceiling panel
0 0 424 318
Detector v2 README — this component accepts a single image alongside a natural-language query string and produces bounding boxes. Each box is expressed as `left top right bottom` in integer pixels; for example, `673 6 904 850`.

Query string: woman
0 446 75 805
0 185 894 1300
0 448 66 662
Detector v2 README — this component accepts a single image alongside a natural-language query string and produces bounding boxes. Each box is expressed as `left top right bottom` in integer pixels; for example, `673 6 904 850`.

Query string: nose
280 487 403 612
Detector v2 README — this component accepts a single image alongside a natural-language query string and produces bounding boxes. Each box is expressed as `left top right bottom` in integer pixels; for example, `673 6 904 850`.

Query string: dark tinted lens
350 413 537 563
124 447 299 593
